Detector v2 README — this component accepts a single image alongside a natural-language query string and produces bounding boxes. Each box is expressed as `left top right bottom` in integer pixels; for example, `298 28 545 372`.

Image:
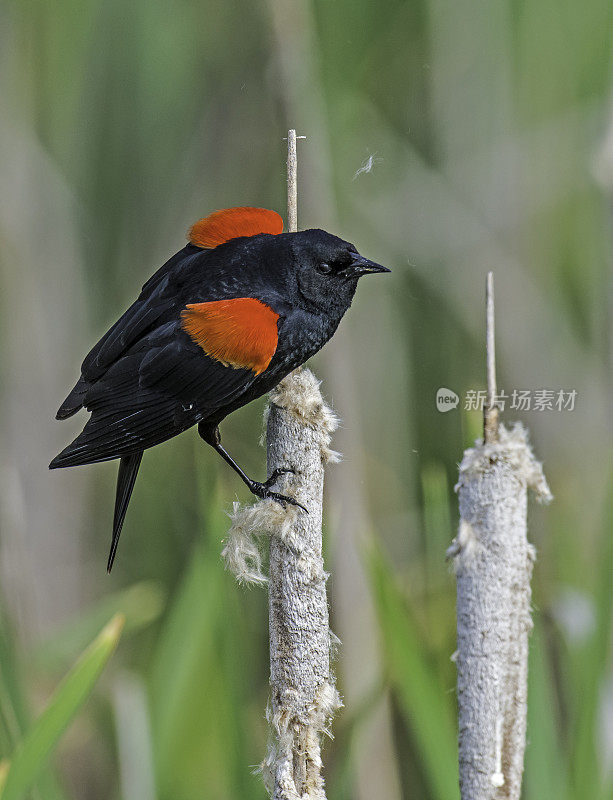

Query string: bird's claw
266 490 308 513
249 469 307 513
263 467 295 489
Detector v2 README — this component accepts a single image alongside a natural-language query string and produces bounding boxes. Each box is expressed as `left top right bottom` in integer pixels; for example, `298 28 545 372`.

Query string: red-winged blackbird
50 207 389 570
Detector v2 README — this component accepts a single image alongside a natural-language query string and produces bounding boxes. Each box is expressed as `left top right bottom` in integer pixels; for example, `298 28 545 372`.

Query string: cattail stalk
223 130 340 800
447 273 552 799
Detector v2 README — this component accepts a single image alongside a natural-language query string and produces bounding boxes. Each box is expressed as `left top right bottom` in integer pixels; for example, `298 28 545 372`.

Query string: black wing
50 320 259 467
56 245 202 419
82 247 203 380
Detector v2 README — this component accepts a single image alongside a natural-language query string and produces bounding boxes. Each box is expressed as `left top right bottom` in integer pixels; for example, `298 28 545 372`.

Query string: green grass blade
369 545 459 800
569 469 613 799
150 467 267 800
150 544 265 800
524 620 569 800
0 602 69 800
0 605 31 758
0 613 124 800
33 582 164 673
421 463 454 595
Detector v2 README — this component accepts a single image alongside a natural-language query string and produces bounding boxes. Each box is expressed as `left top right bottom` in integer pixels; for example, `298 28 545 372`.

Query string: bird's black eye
318 262 332 274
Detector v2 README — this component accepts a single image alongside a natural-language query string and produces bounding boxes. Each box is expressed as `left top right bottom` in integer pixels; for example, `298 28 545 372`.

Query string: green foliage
0 615 123 800
0 604 68 800
1 0 612 796
369 544 459 800
33 582 165 675
148 475 267 800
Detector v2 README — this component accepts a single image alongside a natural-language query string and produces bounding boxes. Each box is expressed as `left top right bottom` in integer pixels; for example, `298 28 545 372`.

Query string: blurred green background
1 0 612 797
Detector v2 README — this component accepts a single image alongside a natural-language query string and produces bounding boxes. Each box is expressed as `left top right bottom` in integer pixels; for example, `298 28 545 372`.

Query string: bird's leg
198 423 306 511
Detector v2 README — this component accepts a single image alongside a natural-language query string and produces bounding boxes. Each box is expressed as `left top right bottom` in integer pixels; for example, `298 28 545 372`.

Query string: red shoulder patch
188 207 283 249
180 298 279 375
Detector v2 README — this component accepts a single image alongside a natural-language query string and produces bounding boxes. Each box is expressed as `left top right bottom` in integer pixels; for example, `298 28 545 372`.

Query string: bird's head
288 228 390 314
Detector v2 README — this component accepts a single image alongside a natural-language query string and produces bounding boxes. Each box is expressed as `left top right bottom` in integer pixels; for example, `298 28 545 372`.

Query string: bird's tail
107 452 143 573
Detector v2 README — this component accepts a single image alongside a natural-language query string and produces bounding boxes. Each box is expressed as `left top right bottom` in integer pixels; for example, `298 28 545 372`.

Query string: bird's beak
349 253 391 276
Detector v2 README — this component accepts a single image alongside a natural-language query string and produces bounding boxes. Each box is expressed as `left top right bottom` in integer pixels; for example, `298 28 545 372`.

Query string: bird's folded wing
51 324 264 467
80 247 197 382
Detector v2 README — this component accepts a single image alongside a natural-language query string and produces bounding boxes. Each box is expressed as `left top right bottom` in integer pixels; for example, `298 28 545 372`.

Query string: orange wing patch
181 298 279 375
188 207 283 249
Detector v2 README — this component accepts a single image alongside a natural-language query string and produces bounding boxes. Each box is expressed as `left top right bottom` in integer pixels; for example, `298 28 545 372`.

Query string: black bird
50 207 389 570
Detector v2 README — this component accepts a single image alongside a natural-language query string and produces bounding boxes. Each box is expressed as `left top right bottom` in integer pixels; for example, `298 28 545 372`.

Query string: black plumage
51 210 388 570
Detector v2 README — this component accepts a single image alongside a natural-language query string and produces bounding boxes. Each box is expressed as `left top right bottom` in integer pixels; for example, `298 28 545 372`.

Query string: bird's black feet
263 468 294 488
201 427 308 512
248 468 307 512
